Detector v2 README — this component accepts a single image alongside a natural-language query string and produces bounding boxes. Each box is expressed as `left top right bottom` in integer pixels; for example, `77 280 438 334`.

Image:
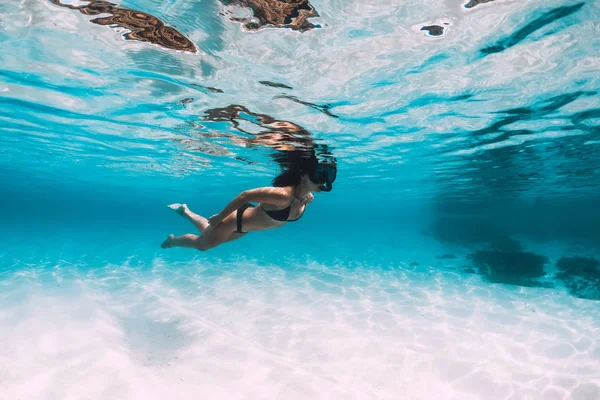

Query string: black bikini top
260 187 304 222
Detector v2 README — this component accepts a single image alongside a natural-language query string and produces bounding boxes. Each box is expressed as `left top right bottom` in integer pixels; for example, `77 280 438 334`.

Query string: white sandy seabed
1 254 599 400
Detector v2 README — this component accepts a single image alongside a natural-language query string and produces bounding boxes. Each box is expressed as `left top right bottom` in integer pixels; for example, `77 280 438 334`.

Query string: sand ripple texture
1 255 599 400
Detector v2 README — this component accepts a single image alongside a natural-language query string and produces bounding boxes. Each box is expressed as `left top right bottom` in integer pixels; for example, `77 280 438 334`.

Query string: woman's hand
300 192 314 205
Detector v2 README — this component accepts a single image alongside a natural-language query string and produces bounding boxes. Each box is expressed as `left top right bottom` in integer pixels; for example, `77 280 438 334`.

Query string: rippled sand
1 255 599 400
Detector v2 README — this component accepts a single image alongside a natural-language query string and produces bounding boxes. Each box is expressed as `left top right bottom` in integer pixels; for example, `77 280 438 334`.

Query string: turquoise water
1 0 600 398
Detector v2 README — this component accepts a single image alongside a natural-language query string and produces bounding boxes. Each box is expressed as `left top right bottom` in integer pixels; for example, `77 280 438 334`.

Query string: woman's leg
166 203 249 244
161 233 200 249
167 203 209 233
162 212 240 251
224 232 246 243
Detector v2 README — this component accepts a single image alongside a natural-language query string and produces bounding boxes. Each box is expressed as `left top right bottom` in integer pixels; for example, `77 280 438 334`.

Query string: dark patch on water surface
420 25 444 36
555 256 600 300
50 0 196 52
480 3 585 56
220 0 320 32
260 81 293 90
178 97 193 105
465 0 494 8
275 95 339 119
468 250 549 287
234 156 260 164
190 83 224 94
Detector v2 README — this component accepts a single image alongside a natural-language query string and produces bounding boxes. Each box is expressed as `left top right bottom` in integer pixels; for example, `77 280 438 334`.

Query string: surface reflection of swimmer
162 105 336 251
201 104 316 153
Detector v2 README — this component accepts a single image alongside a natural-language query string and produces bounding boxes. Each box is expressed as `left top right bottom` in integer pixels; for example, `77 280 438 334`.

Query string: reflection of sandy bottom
1 257 599 400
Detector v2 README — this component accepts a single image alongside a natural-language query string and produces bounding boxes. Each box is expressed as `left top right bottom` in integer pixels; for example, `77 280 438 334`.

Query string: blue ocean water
1 0 600 398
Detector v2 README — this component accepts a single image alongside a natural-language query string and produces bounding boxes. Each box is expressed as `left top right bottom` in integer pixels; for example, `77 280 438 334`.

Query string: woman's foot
167 203 188 215
161 234 175 249
167 203 209 232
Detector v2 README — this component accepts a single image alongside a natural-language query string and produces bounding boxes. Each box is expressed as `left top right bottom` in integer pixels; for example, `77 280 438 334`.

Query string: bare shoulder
241 186 294 207
264 185 295 202
274 185 295 197
253 186 292 196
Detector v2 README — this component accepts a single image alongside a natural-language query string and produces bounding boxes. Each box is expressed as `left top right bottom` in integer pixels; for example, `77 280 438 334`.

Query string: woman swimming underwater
161 160 336 252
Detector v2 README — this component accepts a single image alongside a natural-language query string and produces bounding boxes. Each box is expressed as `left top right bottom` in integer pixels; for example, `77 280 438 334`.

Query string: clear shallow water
1 0 600 398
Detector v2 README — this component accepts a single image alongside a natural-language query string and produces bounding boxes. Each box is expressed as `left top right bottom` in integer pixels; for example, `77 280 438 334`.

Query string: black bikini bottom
236 202 255 233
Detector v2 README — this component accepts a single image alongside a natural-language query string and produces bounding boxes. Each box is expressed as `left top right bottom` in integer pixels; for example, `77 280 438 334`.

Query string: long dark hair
272 168 304 187
271 150 319 187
